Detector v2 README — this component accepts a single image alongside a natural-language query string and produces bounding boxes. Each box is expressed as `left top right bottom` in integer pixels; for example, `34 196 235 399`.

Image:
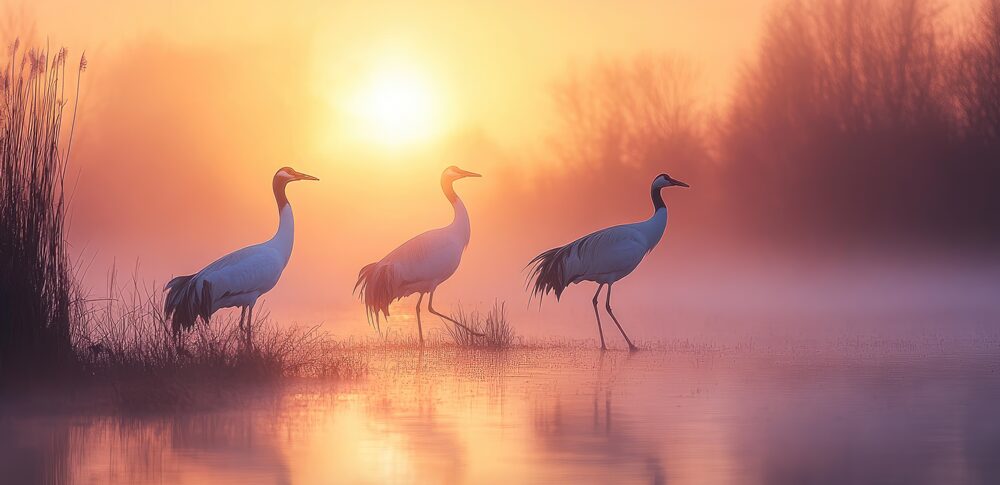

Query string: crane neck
651 185 665 211
636 206 667 253
442 176 459 205
270 179 295 263
642 186 668 251
442 177 471 242
274 177 290 210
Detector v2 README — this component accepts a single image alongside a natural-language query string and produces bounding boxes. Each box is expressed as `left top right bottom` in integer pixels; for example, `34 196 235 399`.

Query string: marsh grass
0 41 86 380
445 301 517 349
71 270 367 410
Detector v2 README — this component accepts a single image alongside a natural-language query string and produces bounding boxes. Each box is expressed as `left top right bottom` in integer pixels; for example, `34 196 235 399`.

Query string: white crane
355 166 484 345
526 173 689 351
164 166 318 349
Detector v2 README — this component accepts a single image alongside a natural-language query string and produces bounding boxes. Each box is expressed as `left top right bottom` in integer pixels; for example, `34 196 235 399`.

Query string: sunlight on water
3 345 1000 484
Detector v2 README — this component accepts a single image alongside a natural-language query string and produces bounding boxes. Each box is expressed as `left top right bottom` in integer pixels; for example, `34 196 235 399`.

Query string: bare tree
539 55 709 224
717 0 975 243
549 55 706 172
955 0 1000 143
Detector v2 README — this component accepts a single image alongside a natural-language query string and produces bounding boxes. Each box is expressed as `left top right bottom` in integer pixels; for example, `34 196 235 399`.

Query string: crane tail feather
526 245 571 305
354 262 399 333
353 263 377 294
163 274 213 336
199 280 214 323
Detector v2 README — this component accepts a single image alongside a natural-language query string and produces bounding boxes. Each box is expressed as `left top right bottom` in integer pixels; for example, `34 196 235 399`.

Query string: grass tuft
71 269 367 410
445 300 517 349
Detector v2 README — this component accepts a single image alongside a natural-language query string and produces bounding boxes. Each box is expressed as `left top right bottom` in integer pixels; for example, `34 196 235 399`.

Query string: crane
355 166 484 345
526 173 689 351
164 166 318 350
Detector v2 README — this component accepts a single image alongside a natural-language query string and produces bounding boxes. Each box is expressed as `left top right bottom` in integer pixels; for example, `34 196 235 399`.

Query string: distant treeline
543 0 1000 248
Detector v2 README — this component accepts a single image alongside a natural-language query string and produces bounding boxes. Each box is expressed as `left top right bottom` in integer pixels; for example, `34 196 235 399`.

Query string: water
3 344 1000 484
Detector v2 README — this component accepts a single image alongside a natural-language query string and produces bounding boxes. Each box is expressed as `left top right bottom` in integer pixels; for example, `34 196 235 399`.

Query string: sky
11 0 994 341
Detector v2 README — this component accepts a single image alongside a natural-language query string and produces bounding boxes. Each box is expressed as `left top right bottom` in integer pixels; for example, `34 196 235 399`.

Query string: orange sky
24 0 769 141
13 0 985 340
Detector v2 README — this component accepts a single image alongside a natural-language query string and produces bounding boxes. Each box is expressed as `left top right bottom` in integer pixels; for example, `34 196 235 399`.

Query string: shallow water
3 345 1000 484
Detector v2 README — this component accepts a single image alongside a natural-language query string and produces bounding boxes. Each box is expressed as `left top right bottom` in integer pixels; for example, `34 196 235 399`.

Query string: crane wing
355 227 466 327
383 229 464 286
528 225 649 300
197 244 286 302
164 244 286 333
561 225 649 281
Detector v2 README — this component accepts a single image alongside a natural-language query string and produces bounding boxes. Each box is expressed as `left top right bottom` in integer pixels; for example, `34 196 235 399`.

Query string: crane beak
458 169 482 178
294 171 319 181
670 178 689 188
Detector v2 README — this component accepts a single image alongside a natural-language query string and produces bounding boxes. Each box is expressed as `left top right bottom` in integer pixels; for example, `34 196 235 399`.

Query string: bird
526 173 689 351
163 166 318 350
355 166 484 345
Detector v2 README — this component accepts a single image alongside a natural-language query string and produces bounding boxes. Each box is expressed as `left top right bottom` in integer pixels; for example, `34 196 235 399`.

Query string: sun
347 62 443 149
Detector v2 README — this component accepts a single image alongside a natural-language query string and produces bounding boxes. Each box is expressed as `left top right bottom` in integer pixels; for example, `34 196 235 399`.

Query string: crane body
164 166 318 349
527 173 688 351
355 166 483 345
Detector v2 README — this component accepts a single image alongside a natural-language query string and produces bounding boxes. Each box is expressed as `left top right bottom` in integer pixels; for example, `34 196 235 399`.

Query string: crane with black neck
526 173 689 351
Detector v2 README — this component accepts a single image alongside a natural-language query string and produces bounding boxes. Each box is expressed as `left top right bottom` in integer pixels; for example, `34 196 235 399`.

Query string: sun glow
347 61 444 149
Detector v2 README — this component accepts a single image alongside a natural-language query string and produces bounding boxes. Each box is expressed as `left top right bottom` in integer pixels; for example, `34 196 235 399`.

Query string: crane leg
605 284 638 351
415 293 425 347
173 326 184 355
592 284 608 351
246 303 255 353
428 290 485 337
239 306 247 337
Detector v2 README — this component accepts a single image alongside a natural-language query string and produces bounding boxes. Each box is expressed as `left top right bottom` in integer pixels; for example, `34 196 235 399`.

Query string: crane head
653 173 689 189
275 166 320 182
443 165 482 180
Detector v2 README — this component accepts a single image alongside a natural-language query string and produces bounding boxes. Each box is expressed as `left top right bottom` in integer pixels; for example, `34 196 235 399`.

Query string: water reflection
2 347 999 484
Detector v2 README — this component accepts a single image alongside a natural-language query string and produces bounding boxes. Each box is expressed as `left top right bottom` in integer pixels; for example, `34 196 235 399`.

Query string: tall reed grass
0 41 85 380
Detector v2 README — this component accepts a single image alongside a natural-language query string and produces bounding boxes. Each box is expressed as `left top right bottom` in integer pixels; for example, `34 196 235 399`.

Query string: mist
41 0 998 345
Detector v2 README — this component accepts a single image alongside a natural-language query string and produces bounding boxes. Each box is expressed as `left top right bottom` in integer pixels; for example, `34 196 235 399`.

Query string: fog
10 0 993 342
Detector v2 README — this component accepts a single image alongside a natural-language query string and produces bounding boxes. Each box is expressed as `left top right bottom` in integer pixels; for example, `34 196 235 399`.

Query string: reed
0 41 86 380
